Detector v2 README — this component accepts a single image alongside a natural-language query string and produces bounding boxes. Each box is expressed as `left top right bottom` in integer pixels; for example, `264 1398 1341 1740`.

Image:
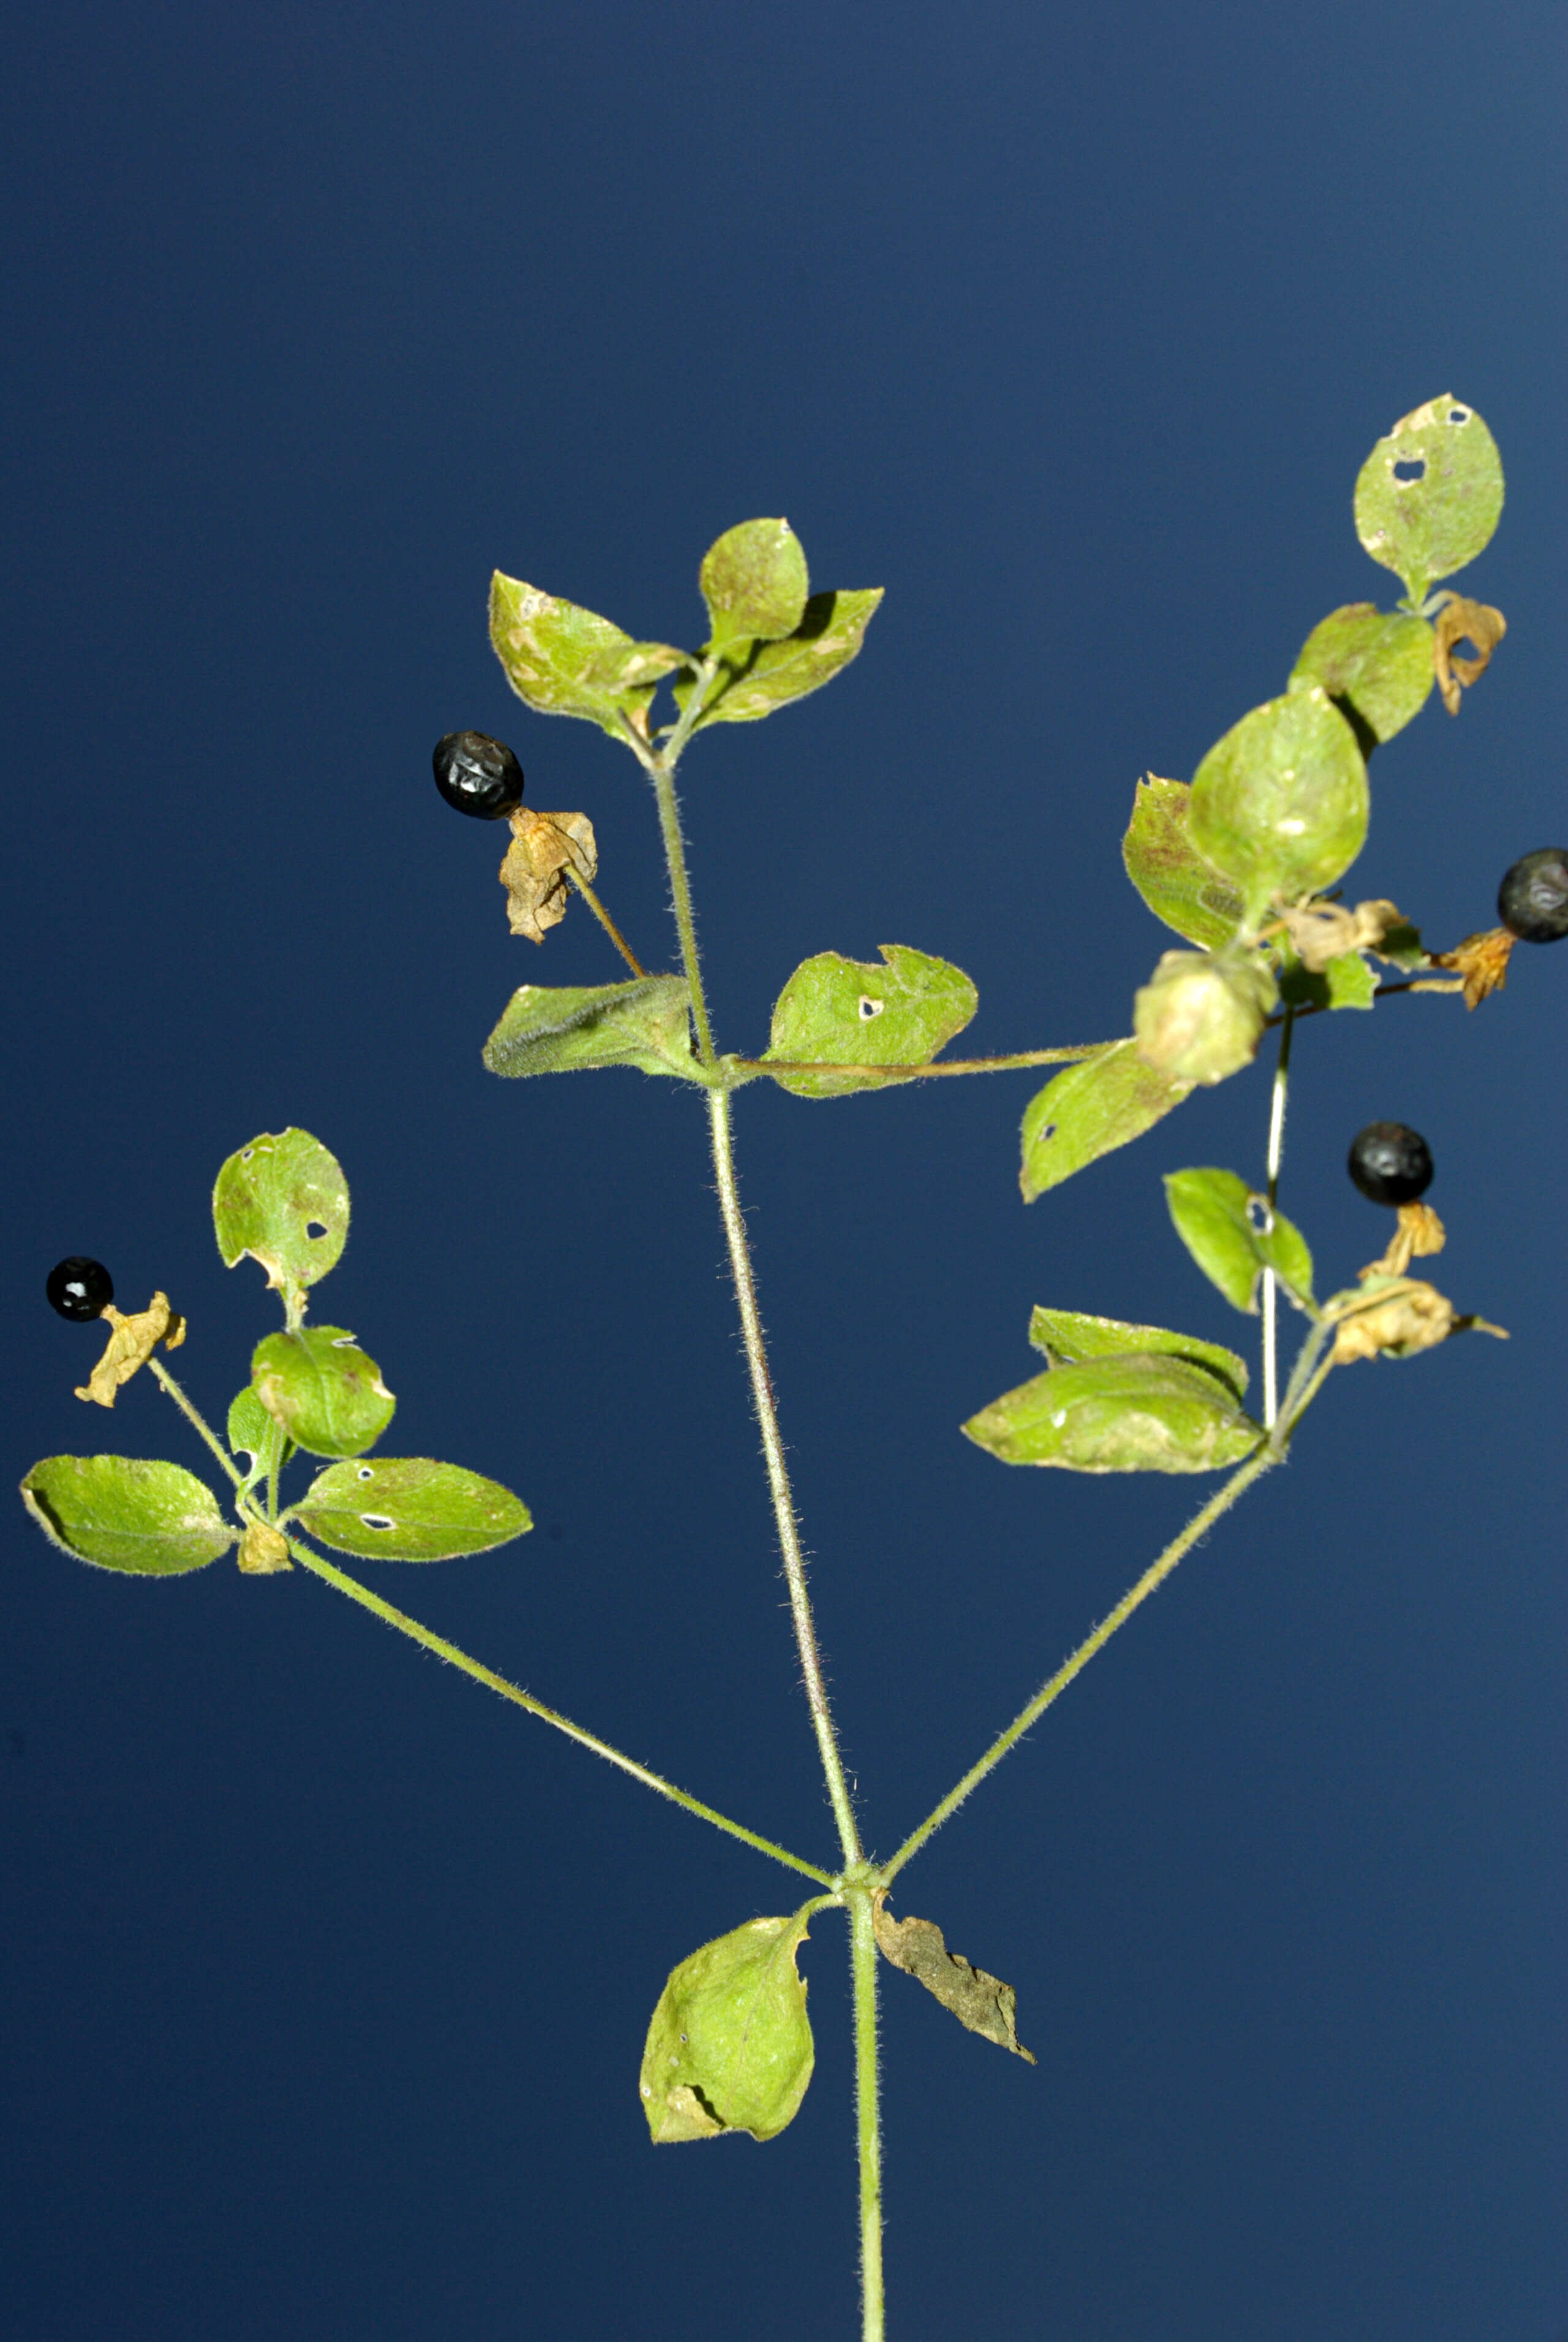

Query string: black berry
1347 1123 1433 1208
432 730 525 820
1498 848 1568 943
47 1257 114 1321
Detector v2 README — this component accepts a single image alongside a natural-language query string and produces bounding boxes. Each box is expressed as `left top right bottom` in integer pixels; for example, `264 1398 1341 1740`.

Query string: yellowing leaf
75 1294 186 1409
640 1914 815 2144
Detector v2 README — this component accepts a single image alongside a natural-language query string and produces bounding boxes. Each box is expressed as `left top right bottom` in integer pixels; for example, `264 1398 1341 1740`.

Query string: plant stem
847 1889 885 2342
649 751 718 1066
567 871 646 976
881 1444 1277 1884
147 1358 244 1487
283 1534 835 1885
708 1088 864 1868
1260 1005 1295 1429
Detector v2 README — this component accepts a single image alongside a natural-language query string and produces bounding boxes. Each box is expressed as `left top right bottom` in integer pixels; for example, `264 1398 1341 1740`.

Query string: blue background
4 4 1565 2335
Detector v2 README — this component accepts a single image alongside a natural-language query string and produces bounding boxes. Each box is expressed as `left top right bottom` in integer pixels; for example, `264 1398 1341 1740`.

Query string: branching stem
1260 1005 1295 1428
147 1358 244 1487
567 870 646 976
284 1536 835 1885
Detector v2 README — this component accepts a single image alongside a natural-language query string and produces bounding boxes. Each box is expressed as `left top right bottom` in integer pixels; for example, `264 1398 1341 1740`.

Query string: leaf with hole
213 1131 349 1309
1187 687 1368 923
699 519 810 653
1028 1307 1248 1402
1122 776 1244 949
1353 395 1504 606
227 1386 292 1494
762 945 977 1097
20 1456 235 1575
482 976 695 1080
489 571 687 744
252 1328 395 1460
640 1913 815 2144
287 1458 532 1561
675 589 883 729
873 1903 1035 2061
1020 1040 1191 1201
1289 605 1434 752
963 1354 1261 1474
1164 1167 1315 1314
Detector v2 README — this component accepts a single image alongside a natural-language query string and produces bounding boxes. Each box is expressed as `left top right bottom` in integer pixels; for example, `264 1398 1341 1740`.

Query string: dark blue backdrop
5 5 1565 2336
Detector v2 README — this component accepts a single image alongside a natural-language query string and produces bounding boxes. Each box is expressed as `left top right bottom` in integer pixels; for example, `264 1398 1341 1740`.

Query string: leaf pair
490 518 882 747
964 1309 1260 1475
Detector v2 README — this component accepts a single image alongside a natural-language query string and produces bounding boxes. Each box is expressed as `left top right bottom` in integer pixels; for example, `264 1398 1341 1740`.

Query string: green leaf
1278 947 1379 1014
675 588 883 729
213 1130 349 1311
1121 776 1244 949
252 1328 395 1460
873 1903 1035 2062
1028 1307 1248 1402
761 945 977 1097
640 1914 815 2144
226 1386 292 1494
1353 395 1504 606
20 1456 235 1575
482 976 695 1080
1187 687 1368 924
1289 605 1434 752
1164 1167 1315 1315
287 1458 532 1561
699 519 810 653
963 1355 1260 1474
1020 1040 1191 1202
489 571 687 743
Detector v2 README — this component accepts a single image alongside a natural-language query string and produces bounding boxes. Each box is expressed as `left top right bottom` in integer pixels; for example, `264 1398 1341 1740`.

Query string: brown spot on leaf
873 1898 1036 2063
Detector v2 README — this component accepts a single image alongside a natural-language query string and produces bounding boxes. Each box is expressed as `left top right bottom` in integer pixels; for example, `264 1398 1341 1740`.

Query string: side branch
286 1536 834 1885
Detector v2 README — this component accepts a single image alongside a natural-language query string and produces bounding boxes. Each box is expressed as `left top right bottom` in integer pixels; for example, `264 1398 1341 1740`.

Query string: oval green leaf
21 1455 235 1575
1028 1307 1248 1401
288 1458 532 1561
762 944 977 1097
640 1913 815 2145
1289 605 1434 752
1187 687 1368 923
963 1355 1261 1474
489 571 686 743
1122 776 1244 950
699 519 810 652
482 976 695 1080
252 1328 395 1460
213 1129 349 1303
676 588 883 729
1353 395 1504 606
1020 1039 1191 1201
1164 1166 1316 1316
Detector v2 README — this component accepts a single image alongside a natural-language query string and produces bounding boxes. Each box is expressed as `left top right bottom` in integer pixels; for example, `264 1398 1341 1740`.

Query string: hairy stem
1260 1006 1295 1428
284 1535 834 1885
881 1444 1276 1884
650 751 718 1065
848 1890 885 2342
567 870 646 976
708 1088 863 1866
147 1358 244 1488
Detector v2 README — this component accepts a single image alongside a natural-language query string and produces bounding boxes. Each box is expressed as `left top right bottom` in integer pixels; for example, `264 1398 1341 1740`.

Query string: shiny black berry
47 1257 114 1321
432 730 525 820
1498 848 1568 943
1347 1123 1434 1208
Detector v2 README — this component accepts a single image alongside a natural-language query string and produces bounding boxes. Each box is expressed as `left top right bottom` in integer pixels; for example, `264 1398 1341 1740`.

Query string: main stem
849 1892 885 2341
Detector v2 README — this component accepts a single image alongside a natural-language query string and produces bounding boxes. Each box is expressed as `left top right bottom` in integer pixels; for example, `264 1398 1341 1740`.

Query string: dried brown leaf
75 1294 186 1408
1428 925 1514 1009
873 1899 1036 2063
1277 896 1404 974
1361 1201 1445 1279
1432 595 1506 716
498 809 599 944
237 1520 293 1574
